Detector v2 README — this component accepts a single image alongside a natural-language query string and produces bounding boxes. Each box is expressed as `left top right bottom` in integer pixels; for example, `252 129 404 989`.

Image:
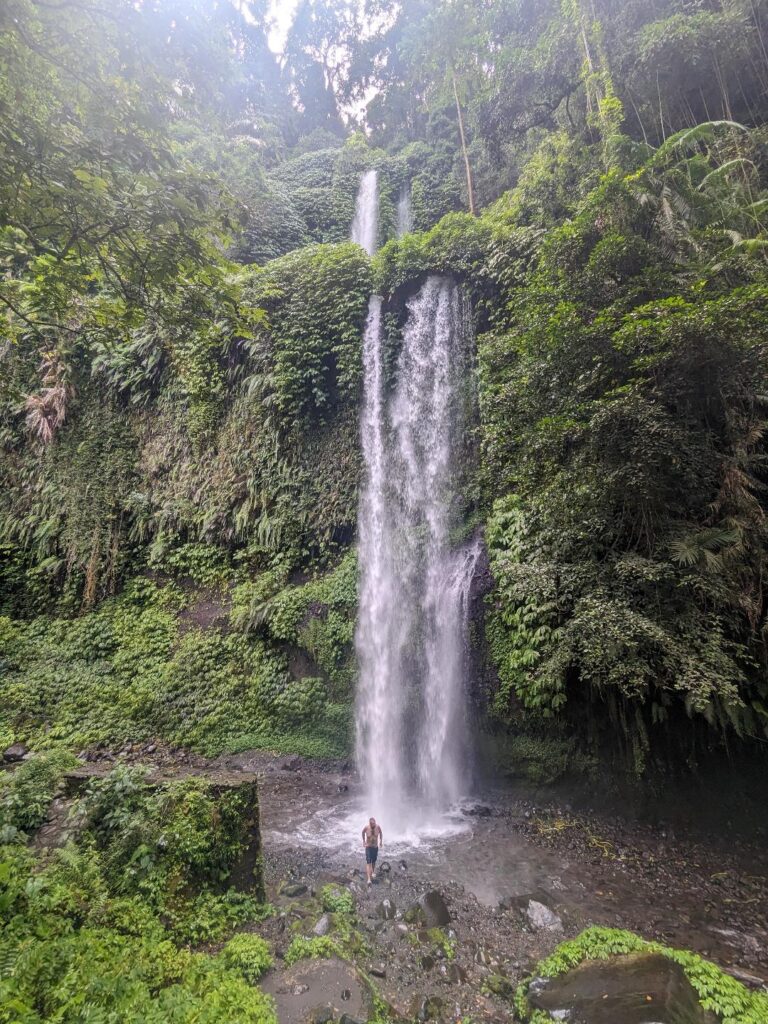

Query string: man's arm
378 826 383 849
362 827 367 847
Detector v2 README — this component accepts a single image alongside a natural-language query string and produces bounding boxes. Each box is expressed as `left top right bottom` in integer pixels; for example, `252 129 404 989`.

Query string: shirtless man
362 816 383 885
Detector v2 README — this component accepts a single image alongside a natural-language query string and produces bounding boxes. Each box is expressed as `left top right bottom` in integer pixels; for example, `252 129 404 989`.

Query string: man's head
369 817 376 828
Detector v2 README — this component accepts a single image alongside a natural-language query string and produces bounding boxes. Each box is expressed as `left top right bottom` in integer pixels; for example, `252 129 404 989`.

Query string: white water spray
355 275 478 831
350 169 379 256
397 182 413 236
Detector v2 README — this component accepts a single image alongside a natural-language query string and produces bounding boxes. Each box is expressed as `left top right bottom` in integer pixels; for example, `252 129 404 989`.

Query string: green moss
516 928 768 1024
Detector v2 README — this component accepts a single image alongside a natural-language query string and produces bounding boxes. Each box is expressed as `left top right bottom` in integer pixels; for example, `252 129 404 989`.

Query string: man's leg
365 852 373 884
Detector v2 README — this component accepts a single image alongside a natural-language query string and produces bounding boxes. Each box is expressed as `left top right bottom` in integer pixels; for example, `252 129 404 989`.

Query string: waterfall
355 276 478 828
397 183 413 236
350 169 379 256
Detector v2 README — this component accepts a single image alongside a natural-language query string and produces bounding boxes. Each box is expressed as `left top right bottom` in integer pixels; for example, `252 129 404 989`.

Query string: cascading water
350 169 379 256
397 183 413 236
355 275 479 830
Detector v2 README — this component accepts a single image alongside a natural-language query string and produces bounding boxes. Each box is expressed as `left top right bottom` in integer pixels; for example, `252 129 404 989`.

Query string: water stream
397 182 413 236
351 171 478 836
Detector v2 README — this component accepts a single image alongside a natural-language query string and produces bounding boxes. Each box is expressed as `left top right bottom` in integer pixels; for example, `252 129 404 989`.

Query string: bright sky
267 0 300 55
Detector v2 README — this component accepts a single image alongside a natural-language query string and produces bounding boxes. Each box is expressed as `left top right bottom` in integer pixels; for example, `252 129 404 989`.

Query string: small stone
485 973 513 998
291 984 310 996
340 989 351 1001
339 1016 363 1024
3 744 28 763
420 955 435 972
369 965 387 978
337 783 349 793
446 963 467 984
283 883 308 898
377 898 396 920
310 1008 334 1024
378 860 391 874
313 914 331 936
398 860 408 871
526 899 563 932
146 743 157 754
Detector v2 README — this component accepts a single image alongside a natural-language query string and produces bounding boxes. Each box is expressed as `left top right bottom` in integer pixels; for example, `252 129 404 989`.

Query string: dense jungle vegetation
3 0 768 786
3 2 768 1021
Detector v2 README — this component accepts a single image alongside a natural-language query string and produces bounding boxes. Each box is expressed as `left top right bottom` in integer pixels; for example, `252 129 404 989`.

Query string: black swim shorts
365 846 378 865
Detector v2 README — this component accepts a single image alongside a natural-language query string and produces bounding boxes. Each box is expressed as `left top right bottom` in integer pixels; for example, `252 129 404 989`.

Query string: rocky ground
218 747 768 1023
21 740 768 1022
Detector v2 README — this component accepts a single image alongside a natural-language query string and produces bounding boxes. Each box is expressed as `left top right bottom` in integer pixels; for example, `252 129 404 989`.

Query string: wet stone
309 1008 334 1024
419 890 451 927
376 898 396 920
529 953 720 1024
420 955 435 972
283 883 308 898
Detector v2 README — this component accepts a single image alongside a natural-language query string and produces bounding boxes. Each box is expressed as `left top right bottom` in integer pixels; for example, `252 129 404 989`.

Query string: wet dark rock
377 898 396 920
445 963 467 984
528 953 718 1023
526 899 563 932
313 914 331 937
3 743 28 762
337 783 349 793
283 883 308 897
340 989 351 1001
378 860 391 874
369 965 387 978
309 1007 334 1024
465 804 492 817
339 1016 363 1024
398 859 408 872
420 955 435 972
485 973 514 998
410 995 444 1021
419 891 451 927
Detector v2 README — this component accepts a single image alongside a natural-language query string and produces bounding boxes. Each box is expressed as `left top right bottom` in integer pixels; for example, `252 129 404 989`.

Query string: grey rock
283 883 308 897
419 890 451 927
369 965 387 978
445 963 467 984
3 744 28 763
313 913 332 936
378 860 391 874
526 899 563 932
339 1016 363 1024
377 898 396 920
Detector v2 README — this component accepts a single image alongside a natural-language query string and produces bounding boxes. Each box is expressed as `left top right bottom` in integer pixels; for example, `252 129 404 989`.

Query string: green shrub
320 884 354 915
284 936 344 964
0 750 77 833
220 933 273 982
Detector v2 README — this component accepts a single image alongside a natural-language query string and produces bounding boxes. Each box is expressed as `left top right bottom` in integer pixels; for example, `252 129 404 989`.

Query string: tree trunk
452 71 475 216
